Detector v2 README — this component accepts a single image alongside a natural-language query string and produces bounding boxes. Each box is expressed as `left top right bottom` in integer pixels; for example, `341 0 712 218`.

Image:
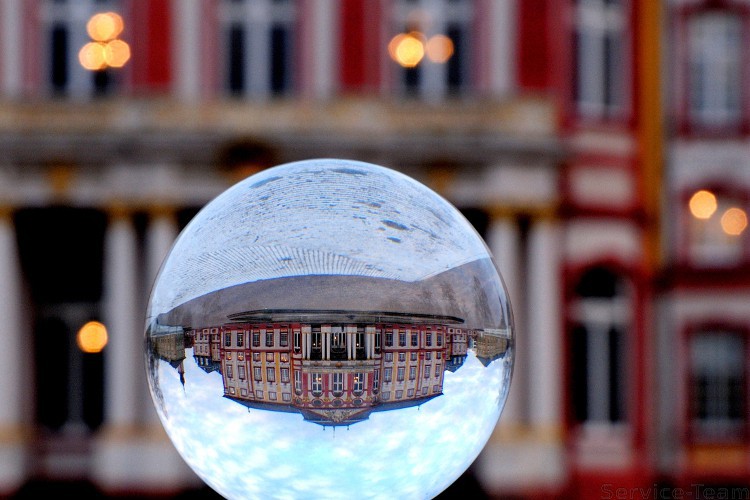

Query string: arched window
568 266 632 425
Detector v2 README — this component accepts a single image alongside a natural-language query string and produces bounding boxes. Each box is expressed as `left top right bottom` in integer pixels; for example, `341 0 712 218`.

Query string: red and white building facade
0 0 747 498
180 314 485 427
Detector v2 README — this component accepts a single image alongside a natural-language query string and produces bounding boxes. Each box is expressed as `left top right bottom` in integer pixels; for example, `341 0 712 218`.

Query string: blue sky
152 348 512 500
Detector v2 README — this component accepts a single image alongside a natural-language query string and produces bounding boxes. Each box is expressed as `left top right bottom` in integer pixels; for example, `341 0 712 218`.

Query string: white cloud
151 347 511 500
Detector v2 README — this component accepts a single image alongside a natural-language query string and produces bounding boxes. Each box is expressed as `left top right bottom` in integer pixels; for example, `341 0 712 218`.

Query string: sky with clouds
151 348 512 500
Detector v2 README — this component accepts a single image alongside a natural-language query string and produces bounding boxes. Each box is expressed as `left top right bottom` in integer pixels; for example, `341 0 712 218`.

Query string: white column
0 211 26 492
173 0 202 100
527 219 562 429
486 0 517 96
1 0 23 98
102 213 140 428
486 217 523 425
309 0 337 98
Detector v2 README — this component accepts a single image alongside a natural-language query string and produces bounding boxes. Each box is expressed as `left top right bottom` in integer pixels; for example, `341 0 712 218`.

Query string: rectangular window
294 329 301 352
294 370 302 393
397 367 405 382
266 352 274 362
238 365 246 379
411 333 418 347
280 329 288 347
385 352 393 362
411 352 417 361
409 366 416 380
226 365 233 378
386 330 393 347
237 332 244 347
375 331 381 351
282 392 291 402
396 390 403 399
399 331 406 346
399 352 405 362
425 352 431 361
253 332 260 347
373 369 380 392
266 332 274 347
353 373 364 393
688 13 743 127
407 388 414 398
253 352 260 362
221 0 296 97
690 331 746 441
225 333 231 347
356 331 365 349
256 389 264 399
311 373 323 394
435 364 441 377
426 333 432 347
384 367 392 383
332 373 344 394
573 0 629 119
281 368 289 383
266 367 276 382
424 365 431 379
269 391 277 401
254 366 262 381
437 334 443 346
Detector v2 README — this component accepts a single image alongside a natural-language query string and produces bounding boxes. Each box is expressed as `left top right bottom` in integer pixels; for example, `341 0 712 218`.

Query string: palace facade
151 310 509 427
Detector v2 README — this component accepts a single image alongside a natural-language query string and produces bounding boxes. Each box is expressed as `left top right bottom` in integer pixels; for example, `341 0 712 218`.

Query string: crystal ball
145 159 514 499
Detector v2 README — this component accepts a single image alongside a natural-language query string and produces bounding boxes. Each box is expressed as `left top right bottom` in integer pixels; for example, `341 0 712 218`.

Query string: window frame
684 323 749 445
570 0 633 123
674 2 750 136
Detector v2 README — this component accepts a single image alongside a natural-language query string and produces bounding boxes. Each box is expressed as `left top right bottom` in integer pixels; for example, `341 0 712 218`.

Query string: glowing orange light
104 39 131 68
87 12 124 42
388 32 425 68
79 42 108 71
720 207 748 236
689 190 717 220
425 34 454 63
77 321 109 354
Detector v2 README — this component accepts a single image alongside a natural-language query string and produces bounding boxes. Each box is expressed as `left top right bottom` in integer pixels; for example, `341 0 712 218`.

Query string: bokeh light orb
145 159 514 500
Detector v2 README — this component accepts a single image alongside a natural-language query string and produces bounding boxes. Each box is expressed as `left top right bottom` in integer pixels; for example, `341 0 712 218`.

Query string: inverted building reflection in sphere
145 159 514 500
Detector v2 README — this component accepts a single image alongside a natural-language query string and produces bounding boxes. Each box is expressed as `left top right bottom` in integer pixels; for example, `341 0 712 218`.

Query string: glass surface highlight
145 159 514 500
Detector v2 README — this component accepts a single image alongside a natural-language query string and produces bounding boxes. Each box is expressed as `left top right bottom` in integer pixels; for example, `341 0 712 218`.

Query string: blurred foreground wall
0 0 749 498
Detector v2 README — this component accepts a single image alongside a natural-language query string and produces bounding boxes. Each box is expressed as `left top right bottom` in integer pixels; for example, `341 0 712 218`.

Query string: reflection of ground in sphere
145 159 514 500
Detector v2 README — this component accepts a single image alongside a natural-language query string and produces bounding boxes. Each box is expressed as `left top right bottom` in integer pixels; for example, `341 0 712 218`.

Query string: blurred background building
0 0 748 498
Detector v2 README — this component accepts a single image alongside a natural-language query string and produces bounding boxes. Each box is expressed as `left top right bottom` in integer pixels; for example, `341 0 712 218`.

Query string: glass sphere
145 159 514 500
